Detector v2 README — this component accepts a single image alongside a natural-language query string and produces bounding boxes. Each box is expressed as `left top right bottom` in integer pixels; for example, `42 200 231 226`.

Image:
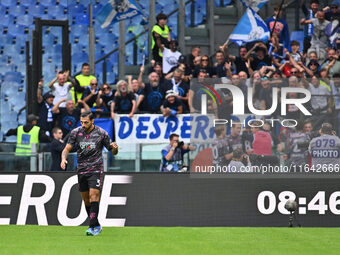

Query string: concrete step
214 6 237 16
185 27 209 37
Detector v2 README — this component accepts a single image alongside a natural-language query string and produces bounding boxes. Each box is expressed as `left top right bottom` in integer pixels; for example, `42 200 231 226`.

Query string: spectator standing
96 83 115 112
82 78 99 108
49 71 73 108
321 48 340 78
193 55 216 77
50 127 66 171
37 80 55 136
163 68 189 111
6 114 51 170
301 0 320 55
186 46 201 71
52 99 90 137
152 13 171 63
110 80 136 118
221 44 249 75
266 4 291 51
161 39 182 74
138 66 167 113
301 11 330 64
73 63 96 104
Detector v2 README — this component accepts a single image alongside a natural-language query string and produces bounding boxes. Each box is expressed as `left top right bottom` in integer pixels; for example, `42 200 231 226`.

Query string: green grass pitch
1 226 340 255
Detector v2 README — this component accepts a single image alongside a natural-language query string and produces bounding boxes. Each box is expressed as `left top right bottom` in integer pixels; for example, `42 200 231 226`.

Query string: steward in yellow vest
152 13 171 63
5 114 51 156
72 63 96 104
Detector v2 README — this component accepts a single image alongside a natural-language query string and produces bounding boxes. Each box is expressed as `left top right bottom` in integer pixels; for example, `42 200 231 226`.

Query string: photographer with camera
227 148 251 173
160 133 195 172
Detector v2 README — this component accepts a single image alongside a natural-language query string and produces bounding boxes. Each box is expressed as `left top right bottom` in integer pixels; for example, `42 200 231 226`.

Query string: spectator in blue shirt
266 4 290 52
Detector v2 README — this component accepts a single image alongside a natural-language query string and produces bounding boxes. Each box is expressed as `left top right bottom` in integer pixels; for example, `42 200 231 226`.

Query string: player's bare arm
61 144 73 170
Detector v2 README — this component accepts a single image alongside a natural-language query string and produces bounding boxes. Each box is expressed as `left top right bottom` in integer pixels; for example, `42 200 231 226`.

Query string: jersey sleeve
102 130 112 151
68 129 78 146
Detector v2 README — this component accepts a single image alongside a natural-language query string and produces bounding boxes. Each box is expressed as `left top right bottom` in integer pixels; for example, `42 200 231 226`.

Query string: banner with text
114 114 215 144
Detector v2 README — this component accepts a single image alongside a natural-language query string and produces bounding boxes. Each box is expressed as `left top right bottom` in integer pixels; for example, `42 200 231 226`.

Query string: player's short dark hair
169 133 179 141
321 123 333 135
52 127 61 134
303 120 313 127
216 50 224 55
214 125 226 136
82 63 90 68
156 13 168 22
233 148 243 159
290 40 300 47
80 111 94 120
310 0 319 5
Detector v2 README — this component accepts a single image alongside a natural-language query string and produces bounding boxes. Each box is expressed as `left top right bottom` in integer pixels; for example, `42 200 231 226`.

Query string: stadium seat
72 51 88 64
77 0 91 5
39 0 57 8
7 24 26 37
106 72 116 84
290 31 305 52
0 101 11 114
1 120 18 134
0 36 13 45
74 13 89 25
19 0 35 7
47 5 66 18
2 14 15 27
11 94 26 112
0 0 17 7
92 4 103 17
28 5 46 17
4 72 23 84
57 0 68 7
70 24 88 37
42 33 56 46
16 14 34 27
68 3 85 15
0 5 7 16
17 109 26 125
8 5 27 17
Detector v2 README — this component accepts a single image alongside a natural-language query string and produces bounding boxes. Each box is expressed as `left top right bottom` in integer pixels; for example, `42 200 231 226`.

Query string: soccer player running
60 111 118 236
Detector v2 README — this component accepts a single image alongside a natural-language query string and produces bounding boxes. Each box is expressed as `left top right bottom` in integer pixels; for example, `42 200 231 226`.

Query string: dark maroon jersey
68 125 112 174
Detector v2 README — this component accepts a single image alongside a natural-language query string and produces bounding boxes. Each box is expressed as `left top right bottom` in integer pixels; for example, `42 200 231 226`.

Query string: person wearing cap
163 68 190 112
152 13 171 63
161 90 183 117
160 39 182 74
5 114 51 161
165 55 192 83
37 79 55 136
309 123 340 167
325 1 340 21
303 59 320 77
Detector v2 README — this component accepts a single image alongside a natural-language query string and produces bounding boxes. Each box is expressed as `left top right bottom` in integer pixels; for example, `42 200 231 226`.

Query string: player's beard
83 124 93 133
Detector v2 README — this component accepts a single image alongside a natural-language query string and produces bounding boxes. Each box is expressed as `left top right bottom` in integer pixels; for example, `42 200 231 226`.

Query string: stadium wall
1 173 340 227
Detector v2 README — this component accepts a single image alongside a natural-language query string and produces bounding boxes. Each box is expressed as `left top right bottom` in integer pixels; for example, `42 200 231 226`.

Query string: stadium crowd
5 1 340 170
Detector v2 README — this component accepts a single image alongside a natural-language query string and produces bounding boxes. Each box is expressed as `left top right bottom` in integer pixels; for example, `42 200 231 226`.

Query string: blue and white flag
240 0 269 12
229 8 270 46
325 20 339 48
97 0 143 29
